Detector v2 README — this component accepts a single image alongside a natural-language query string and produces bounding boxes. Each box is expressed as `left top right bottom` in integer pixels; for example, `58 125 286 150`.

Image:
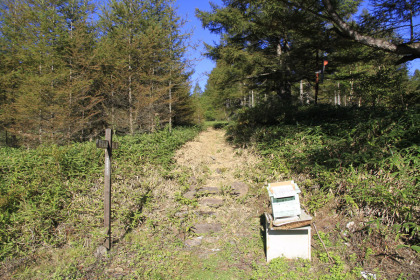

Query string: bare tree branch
322 0 420 62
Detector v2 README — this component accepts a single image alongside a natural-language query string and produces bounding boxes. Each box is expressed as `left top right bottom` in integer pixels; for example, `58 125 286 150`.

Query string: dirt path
88 127 420 279
91 127 270 279
172 127 266 267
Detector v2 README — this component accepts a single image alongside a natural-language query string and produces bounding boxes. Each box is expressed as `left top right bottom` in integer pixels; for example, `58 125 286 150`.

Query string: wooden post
96 128 119 250
104 128 112 249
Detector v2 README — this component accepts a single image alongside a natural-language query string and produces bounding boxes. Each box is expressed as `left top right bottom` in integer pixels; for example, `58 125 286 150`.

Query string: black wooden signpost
96 128 119 250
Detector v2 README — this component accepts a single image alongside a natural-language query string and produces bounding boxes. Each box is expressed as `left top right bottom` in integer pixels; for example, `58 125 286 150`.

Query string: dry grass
4 127 418 279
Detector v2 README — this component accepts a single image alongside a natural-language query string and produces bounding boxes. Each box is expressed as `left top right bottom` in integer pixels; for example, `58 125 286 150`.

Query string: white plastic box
267 181 301 219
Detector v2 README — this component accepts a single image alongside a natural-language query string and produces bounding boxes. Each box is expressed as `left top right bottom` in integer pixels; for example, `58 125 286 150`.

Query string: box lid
267 180 300 198
265 211 312 230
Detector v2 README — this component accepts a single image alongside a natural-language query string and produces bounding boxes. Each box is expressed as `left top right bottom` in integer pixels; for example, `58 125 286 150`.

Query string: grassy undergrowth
227 104 419 278
1 107 418 279
205 121 230 130
0 126 201 264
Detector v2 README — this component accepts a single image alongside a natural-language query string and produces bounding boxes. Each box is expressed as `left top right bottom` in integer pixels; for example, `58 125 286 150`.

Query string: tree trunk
350 74 354 104
169 25 173 133
150 65 155 132
129 71 133 135
409 2 414 42
300 80 304 105
169 80 172 133
314 51 319 104
128 38 133 134
39 109 42 144
129 3 133 135
337 82 341 106
111 74 115 130
68 19 73 142
81 110 85 141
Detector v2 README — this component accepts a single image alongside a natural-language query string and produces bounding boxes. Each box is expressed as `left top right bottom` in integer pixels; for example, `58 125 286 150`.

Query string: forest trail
96 127 271 278
171 127 267 269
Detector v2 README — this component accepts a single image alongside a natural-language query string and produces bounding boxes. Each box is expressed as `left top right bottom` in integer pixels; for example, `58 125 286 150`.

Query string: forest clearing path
172 127 267 269
93 127 271 279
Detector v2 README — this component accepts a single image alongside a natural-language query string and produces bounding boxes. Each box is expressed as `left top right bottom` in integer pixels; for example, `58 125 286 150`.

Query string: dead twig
313 222 334 263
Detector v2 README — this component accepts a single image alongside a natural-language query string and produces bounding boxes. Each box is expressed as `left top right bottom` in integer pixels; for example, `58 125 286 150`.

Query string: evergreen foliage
197 0 420 257
0 0 195 146
196 0 418 119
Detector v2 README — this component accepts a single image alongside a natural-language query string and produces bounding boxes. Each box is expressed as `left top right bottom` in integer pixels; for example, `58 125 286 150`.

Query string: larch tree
60 0 103 142
98 0 193 133
0 0 103 145
0 0 70 145
99 0 148 135
161 1 194 128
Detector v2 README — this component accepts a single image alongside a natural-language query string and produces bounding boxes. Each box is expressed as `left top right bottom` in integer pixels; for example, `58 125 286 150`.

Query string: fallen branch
313 222 333 263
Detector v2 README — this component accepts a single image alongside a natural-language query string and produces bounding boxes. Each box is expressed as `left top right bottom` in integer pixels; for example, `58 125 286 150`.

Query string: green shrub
0 126 201 260
227 104 419 244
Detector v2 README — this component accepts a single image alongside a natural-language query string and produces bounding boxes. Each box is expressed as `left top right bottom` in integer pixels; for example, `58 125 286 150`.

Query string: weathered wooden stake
96 128 119 250
104 129 112 249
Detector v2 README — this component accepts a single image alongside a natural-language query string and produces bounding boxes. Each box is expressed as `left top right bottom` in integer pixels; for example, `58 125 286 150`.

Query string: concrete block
266 218 311 261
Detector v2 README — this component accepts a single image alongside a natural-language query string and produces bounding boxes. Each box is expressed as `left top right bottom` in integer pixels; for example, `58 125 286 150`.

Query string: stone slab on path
192 223 222 234
188 176 198 188
200 198 224 208
185 236 203 247
184 187 220 199
195 210 216 217
197 187 220 194
183 190 197 199
231 181 249 198
173 128 262 265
